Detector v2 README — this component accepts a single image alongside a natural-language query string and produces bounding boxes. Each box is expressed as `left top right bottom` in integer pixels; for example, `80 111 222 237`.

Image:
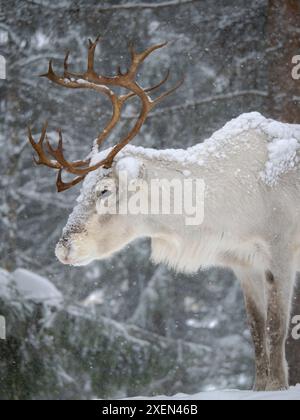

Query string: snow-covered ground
131 386 300 400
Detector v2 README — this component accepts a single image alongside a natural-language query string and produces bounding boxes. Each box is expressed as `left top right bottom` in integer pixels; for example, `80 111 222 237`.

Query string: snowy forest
0 0 300 400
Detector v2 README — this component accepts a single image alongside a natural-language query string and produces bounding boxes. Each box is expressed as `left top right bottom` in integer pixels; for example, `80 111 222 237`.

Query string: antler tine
139 42 168 62
127 41 168 79
28 123 61 169
63 51 71 78
40 59 65 84
151 76 185 108
128 40 135 62
117 65 128 77
46 129 64 162
46 129 91 173
39 59 56 79
120 69 171 103
56 169 85 193
87 34 101 74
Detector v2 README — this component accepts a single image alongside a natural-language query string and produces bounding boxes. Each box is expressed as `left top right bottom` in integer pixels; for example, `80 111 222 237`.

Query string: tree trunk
267 0 300 122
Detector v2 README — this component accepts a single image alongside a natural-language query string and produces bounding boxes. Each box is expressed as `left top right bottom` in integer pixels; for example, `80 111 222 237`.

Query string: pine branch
25 0 200 11
123 90 268 119
97 0 201 11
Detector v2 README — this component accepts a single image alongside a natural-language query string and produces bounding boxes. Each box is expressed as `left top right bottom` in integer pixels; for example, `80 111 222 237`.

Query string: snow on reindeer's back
88 112 300 186
120 112 268 165
198 113 300 186
260 119 300 186
89 112 267 168
201 113 300 186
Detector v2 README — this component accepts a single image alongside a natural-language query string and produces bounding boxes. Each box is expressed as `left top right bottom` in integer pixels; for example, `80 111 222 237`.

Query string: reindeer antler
28 37 183 192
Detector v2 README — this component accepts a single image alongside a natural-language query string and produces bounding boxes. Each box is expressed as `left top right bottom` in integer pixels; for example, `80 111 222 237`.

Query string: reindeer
28 37 300 392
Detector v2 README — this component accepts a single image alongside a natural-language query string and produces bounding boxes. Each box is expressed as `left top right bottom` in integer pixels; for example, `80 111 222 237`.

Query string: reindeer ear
114 157 146 181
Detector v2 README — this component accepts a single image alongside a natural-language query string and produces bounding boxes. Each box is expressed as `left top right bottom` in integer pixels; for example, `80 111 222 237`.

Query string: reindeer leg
235 268 269 391
265 265 295 391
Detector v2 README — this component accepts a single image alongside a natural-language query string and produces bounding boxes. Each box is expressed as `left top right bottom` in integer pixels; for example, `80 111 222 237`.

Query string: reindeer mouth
70 257 94 267
57 254 94 267
55 242 94 267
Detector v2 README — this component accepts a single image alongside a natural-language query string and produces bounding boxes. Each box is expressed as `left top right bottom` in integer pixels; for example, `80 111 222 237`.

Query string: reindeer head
28 37 182 266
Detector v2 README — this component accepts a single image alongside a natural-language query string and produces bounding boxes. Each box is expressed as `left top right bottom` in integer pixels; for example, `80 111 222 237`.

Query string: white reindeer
29 38 300 392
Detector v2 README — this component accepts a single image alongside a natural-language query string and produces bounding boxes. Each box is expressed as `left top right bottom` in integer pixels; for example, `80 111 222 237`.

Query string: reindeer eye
96 189 111 199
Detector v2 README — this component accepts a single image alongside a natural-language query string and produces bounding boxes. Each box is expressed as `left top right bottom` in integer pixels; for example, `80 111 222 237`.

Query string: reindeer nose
59 235 72 249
